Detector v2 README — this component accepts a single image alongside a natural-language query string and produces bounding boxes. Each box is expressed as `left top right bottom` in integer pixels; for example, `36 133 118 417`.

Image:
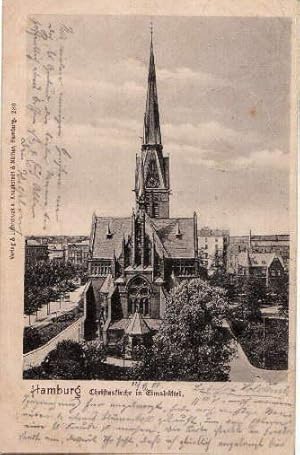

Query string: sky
44 15 291 236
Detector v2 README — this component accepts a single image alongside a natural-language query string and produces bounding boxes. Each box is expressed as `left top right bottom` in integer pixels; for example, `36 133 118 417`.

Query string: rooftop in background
26 239 45 246
251 234 289 242
238 252 284 268
26 235 89 245
69 240 90 246
198 227 230 237
230 234 289 242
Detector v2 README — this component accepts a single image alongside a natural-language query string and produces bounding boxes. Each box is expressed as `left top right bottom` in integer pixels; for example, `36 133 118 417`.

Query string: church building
83 33 201 351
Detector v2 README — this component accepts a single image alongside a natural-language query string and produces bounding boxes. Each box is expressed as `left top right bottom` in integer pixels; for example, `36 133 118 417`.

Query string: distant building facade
25 239 48 265
198 227 229 273
25 235 90 266
227 231 289 274
47 243 66 263
83 35 201 351
236 251 285 286
66 240 89 268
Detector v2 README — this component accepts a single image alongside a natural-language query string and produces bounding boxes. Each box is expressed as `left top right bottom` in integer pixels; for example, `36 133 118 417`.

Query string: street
229 339 287 382
24 284 87 328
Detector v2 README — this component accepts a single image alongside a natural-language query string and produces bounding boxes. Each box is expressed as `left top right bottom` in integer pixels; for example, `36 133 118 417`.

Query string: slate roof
238 252 284 268
92 215 196 260
125 312 151 335
150 217 195 258
109 318 161 332
92 217 131 259
250 253 284 268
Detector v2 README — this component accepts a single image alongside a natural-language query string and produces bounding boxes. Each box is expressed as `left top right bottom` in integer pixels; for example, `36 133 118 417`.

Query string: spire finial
143 21 161 147
150 21 153 43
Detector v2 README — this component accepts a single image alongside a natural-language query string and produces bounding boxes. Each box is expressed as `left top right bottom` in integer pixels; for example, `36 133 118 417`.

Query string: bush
41 340 86 379
82 340 107 379
23 365 46 379
23 340 110 380
231 319 288 370
230 319 247 336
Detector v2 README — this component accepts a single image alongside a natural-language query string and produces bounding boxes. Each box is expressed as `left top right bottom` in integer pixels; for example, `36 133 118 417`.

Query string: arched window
127 276 151 317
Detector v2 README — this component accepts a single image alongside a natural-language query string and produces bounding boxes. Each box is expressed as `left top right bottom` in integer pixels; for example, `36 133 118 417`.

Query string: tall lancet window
128 276 151 317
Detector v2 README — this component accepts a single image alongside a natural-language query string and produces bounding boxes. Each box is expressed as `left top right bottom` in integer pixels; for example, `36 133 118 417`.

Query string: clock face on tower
146 159 160 188
147 176 159 188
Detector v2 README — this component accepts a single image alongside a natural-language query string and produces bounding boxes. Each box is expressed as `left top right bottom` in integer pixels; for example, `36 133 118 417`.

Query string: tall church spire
143 25 162 147
135 25 170 219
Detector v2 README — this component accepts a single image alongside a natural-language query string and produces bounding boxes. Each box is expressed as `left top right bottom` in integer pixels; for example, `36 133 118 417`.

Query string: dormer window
176 222 182 238
106 223 113 238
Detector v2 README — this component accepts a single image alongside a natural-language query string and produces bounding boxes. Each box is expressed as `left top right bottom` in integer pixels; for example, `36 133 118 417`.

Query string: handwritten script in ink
17 382 293 454
17 17 73 234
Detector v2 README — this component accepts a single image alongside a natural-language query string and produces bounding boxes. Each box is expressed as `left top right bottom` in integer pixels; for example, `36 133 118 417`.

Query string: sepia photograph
22 15 290 383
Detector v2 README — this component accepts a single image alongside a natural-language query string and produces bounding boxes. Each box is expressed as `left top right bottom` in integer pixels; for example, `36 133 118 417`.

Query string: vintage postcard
0 0 297 453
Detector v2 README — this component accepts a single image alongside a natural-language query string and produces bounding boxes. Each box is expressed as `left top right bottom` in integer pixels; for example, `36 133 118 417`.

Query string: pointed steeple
143 25 161 147
135 25 170 218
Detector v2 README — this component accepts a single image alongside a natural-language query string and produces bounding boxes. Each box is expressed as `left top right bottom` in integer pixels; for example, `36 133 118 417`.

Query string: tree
209 266 235 301
41 340 86 379
82 340 106 379
24 260 79 317
236 276 265 321
133 279 236 381
39 340 107 379
270 273 289 317
23 326 41 353
24 289 39 325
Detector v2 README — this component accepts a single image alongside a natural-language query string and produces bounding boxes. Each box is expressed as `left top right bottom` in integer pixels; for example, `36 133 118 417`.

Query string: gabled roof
109 318 161 331
238 252 284 268
92 217 131 259
125 311 151 336
250 253 284 268
91 215 196 260
150 217 195 258
249 253 274 267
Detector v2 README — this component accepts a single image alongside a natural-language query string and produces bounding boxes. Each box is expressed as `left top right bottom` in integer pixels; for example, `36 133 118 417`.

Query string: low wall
23 317 84 370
